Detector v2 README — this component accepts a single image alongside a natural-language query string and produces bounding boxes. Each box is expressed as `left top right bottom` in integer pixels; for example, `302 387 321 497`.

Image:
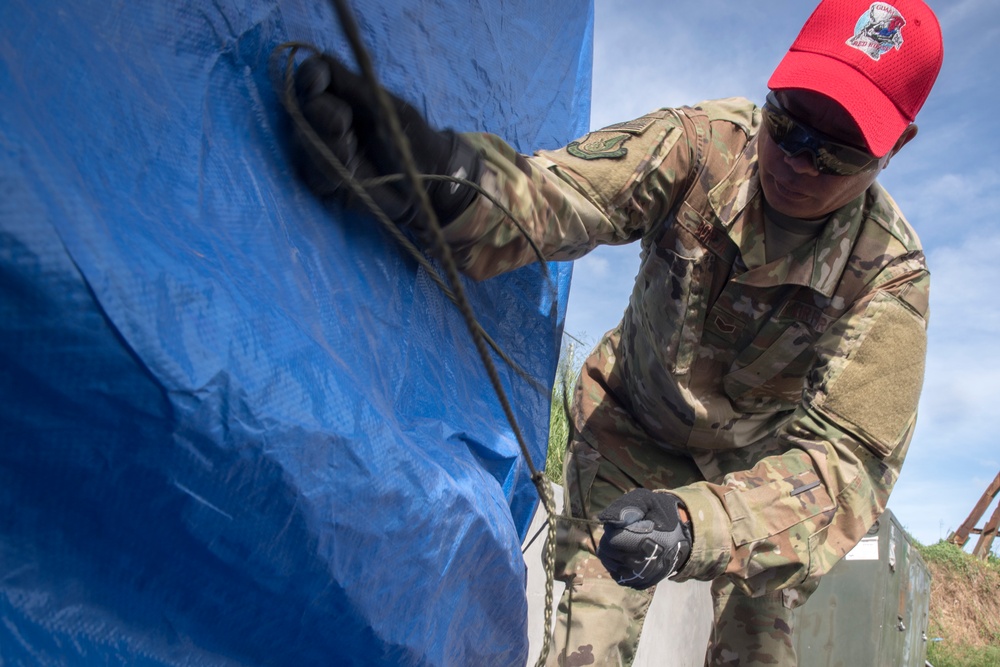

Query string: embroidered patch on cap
847 2 906 61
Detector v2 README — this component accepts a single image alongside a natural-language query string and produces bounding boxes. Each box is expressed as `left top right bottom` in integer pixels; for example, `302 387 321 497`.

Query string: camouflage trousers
545 438 801 667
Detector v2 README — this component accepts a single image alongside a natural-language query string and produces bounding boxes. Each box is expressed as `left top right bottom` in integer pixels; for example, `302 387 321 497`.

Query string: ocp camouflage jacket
443 97 928 597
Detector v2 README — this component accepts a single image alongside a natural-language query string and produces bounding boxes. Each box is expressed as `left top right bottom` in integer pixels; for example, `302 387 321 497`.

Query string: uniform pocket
723 321 814 410
632 242 710 376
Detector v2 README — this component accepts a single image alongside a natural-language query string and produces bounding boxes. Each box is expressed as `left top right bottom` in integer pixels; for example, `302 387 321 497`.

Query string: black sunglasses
761 92 880 176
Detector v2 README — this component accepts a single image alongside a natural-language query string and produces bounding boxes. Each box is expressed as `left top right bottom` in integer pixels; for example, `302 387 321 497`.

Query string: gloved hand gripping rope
598 489 692 590
290 53 482 229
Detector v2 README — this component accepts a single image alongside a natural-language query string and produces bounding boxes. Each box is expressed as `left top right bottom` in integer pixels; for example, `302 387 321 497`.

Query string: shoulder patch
564 111 671 161
599 114 663 135
567 132 630 160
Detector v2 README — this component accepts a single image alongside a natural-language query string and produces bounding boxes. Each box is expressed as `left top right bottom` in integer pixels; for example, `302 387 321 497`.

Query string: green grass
927 642 1000 667
545 340 584 485
920 541 981 576
545 395 569 485
918 540 1000 667
919 540 1000 578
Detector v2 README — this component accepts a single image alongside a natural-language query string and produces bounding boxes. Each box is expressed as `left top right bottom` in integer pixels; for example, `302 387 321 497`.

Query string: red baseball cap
768 0 944 157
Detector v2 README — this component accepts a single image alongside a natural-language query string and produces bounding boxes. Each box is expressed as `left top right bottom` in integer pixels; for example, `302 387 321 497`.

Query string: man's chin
761 178 827 221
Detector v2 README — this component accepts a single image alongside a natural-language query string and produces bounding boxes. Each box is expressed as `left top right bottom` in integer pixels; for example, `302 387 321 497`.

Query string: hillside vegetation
920 541 1000 667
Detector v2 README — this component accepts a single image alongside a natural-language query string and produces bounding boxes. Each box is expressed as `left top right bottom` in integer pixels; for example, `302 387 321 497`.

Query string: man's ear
883 124 918 170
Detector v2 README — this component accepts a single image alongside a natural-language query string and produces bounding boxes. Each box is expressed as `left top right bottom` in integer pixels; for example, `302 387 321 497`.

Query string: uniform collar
708 136 867 297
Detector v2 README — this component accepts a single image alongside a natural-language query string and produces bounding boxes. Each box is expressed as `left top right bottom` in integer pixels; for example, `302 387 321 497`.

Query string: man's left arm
670 262 930 597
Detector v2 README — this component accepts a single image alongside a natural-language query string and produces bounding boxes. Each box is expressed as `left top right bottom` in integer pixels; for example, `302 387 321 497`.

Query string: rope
562 330 590 349
271 43 551 398
272 3 561 663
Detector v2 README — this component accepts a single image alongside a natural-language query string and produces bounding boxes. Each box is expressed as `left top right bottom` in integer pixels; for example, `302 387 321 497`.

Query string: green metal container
796 508 931 666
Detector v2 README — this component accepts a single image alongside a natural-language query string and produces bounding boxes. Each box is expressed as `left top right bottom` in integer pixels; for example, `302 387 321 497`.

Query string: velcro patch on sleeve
818 292 927 458
538 110 685 211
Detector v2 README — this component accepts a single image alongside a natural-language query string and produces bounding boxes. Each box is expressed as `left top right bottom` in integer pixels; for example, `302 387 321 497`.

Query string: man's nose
784 149 820 176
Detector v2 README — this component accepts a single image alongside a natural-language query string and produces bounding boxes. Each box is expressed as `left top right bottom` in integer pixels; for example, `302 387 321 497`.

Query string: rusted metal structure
947 471 1000 559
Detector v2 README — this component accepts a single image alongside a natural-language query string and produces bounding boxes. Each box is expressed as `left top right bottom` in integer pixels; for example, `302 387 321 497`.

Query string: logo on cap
847 2 906 61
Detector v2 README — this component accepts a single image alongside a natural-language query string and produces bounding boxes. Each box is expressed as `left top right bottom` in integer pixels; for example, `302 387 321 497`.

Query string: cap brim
768 50 910 158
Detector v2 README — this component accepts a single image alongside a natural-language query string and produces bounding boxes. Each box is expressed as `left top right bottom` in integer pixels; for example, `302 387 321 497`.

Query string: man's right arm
290 53 699 281
442 114 695 280
440 98 766 281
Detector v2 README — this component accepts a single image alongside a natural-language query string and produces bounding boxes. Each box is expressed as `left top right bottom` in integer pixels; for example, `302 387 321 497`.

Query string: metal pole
948 471 1000 548
971 498 1000 560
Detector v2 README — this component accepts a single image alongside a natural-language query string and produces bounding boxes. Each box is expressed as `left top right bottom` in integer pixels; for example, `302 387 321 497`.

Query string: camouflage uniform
442 98 929 665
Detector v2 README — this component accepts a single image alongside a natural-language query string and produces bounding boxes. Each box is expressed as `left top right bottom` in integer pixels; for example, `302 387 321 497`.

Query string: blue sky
563 0 1000 549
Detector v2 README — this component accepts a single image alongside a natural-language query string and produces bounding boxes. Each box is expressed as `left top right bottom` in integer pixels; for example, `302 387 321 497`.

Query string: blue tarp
0 1 592 664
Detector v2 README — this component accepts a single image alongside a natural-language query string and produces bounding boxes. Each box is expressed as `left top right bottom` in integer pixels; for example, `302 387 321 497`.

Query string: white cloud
588 1 811 129
926 232 1000 332
577 253 611 279
564 244 640 344
937 0 1000 34
885 164 1000 239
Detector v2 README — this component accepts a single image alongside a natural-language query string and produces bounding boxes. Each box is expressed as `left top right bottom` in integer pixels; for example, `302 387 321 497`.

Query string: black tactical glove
597 489 692 590
292 53 481 227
